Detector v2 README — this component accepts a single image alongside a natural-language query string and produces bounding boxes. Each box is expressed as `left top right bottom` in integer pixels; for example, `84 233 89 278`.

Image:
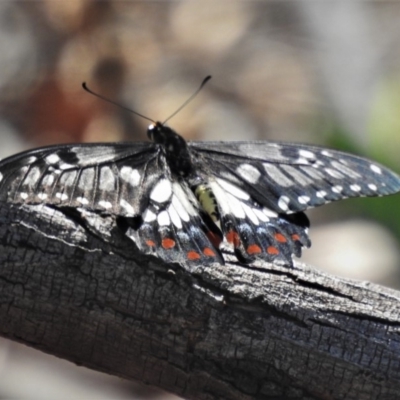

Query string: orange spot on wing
226 230 240 247
207 231 222 248
146 240 155 247
187 251 201 260
247 244 262 255
162 238 176 249
267 246 279 255
291 234 300 241
203 247 216 257
274 233 287 243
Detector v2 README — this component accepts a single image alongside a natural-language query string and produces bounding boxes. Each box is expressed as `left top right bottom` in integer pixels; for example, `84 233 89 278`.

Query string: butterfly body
0 122 399 267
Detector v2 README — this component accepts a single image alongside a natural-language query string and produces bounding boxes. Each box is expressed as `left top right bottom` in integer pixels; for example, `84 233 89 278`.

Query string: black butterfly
0 117 399 267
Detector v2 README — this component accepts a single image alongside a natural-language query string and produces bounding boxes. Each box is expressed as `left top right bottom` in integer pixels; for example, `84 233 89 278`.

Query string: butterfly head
147 122 193 176
147 122 167 143
147 122 187 150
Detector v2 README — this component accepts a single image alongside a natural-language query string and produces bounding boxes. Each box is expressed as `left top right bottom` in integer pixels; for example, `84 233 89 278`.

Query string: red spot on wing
203 247 216 257
162 238 176 249
267 246 279 255
291 234 300 241
146 240 155 247
187 251 201 260
226 230 240 247
274 233 287 243
247 244 262 255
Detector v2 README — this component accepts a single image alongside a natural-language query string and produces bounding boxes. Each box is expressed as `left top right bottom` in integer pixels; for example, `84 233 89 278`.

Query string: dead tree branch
0 203 399 400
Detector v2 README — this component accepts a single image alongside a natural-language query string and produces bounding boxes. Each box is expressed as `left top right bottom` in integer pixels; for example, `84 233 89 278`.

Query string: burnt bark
0 203 399 400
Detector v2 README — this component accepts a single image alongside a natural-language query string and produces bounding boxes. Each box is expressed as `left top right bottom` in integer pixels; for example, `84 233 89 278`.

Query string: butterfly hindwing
124 178 224 264
206 176 310 265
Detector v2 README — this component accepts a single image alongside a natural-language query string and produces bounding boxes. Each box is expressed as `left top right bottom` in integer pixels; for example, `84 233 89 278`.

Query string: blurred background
1 1 400 398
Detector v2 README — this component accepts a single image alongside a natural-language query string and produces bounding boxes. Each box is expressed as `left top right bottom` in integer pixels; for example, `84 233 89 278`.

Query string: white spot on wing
368 183 378 191
332 185 343 193
78 169 94 189
172 183 196 217
150 179 172 203
242 203 259 225
20 192 28 200
281 165 313 186
157 210 170 226
60 171 77 187
168 205 182 229
23 167 41 187
238 143 284 161
98 200 112 209
331 161 361 179
38 193 47 200
325 168 344 179
120 166 140 187
171 195 190 222
209 181 230 215
59 163 75 170
42 174 55 186
278 196 290 211
298 195 310 205
45 154 60 164
263 164 293 187
236 164 260 184
26 156 37 163
216 178 249 200
370 164 382 174
225 193 245 218
77 197 89 205
262 207 277 218
300 166 325 181
254 208 269 222
350 184 361 192
119 199 135 214
299 149 315 159
0 172 3 182
99 166 116 191
56 192 68 201
313 160 325 168
144 209 156 222
316 190 327 198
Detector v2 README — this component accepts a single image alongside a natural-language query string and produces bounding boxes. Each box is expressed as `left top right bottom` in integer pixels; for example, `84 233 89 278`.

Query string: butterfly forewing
189 141 400 214
0 143 159 215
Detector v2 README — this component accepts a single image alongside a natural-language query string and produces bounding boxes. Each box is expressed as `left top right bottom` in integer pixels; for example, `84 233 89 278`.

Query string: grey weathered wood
0 203 399 400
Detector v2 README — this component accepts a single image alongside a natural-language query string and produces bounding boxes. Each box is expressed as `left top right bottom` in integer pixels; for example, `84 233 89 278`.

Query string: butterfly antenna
162 75 212 125
82 82 155 124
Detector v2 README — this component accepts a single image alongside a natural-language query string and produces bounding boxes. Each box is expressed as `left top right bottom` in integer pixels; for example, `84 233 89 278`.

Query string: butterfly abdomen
193 183 220 224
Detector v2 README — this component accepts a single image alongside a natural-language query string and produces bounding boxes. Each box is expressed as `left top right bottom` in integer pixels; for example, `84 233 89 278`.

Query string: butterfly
1 76 400 268
0 118 399 268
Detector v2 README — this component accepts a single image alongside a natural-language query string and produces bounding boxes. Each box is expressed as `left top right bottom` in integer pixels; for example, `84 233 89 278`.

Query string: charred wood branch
0 203 399 400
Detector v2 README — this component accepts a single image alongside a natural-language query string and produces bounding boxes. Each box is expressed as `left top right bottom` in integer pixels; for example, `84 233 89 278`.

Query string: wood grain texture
0 203 399 400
